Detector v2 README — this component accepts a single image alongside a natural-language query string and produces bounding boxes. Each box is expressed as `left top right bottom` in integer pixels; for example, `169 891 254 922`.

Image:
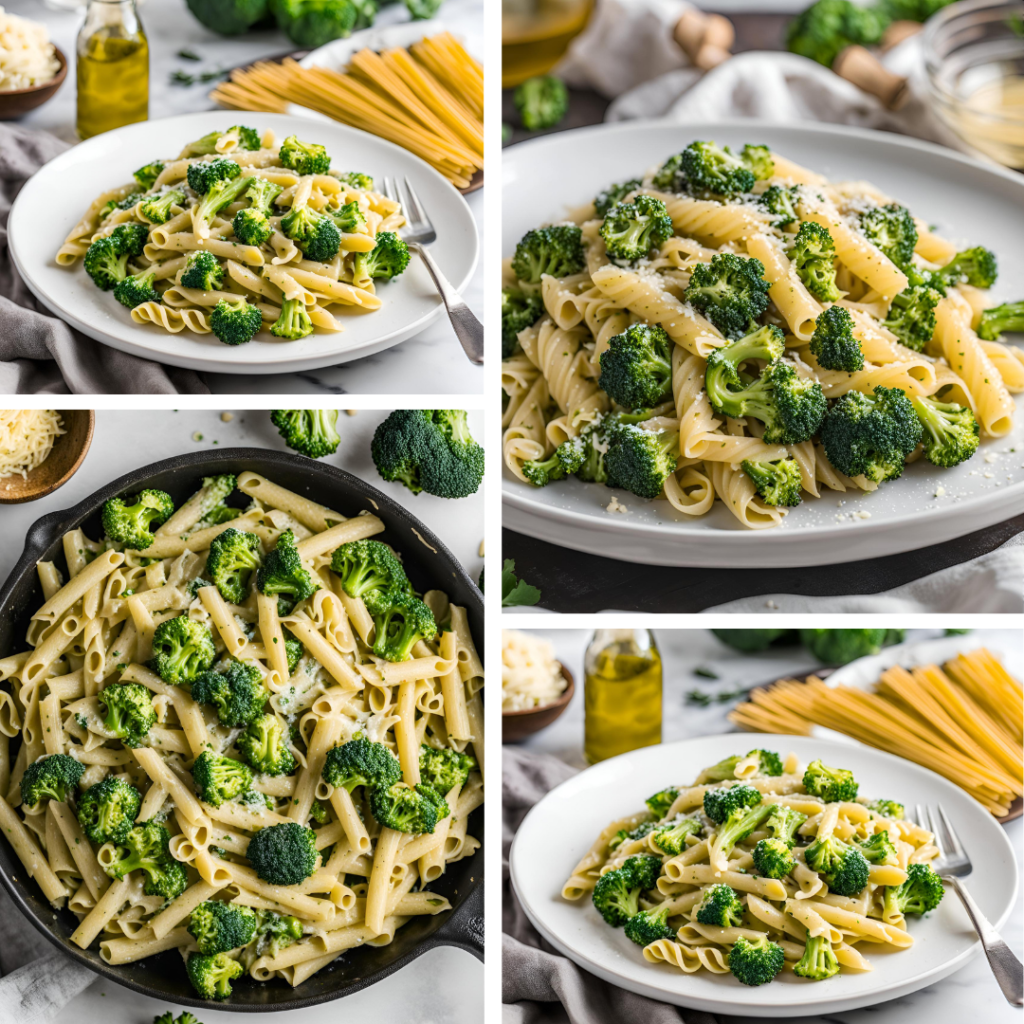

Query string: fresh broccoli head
604 423 679 500
188 900 258 954
181 251 225 292
21 754 85 809
802 758 859 801
882 862 944 916
624 902 676 947
680 141 756 195
139 188 186 225
787 0 890 67
419 744 477 794
595 178 642 217
185 951 244 1000
859 203 917 270
232 175 283 247
271 0 358 48
800 628 896 665
867 798 905 819
513 75 569 131
192 751 254 807
328 199 366 235
651 814 703 856
255 527 318 606
511 224 585 283
695 883 744 927
192 661 268 727
791 221 841 303
855 830 899 865
884 282 942 351
684 252 771 338
703 783 762 825
805 833 870 896
759 184 800 227
183 0 270 35
281 203 341 263
977 299 1024 341
912 395 979 468
935 245 997 289
809 304 863 372
820 385 923 483
270 409 341 458
279 135 331 176
793 933 840 980
752 837 795 879
370 782 449 834
83 224 149 291
704 749 784 782
646 786 680 819
741 457 804 508
352 230 410 283
134 160 165 189
501 287 544 358
371 592 437 663
76 777 141 844
151 615 216 686
322 737 402 792
186 158 241 195
104 819 188 899
599 322 673 409
765 804 808 846
210 297 263 346
330 539 410 612
99 682 157 747
591 856 661 927
599 195 673 262
101 488 174 549
238 713 296 776
206 527 262 604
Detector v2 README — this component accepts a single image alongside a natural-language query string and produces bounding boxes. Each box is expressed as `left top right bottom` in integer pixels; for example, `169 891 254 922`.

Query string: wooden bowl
0 46 68 121
503 663 575 744
0 410 95 504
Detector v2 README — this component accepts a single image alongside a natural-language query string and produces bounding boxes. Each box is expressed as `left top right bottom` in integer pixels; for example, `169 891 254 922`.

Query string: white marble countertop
508 627 1024 1024
7 0 484 395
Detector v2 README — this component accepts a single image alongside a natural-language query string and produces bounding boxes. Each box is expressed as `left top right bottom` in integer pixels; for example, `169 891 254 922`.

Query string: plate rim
508 729 1019 1016
9 109 479 375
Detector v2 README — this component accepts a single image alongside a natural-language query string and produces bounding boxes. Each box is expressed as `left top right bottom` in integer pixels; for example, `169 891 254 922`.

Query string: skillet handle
439 881 484 961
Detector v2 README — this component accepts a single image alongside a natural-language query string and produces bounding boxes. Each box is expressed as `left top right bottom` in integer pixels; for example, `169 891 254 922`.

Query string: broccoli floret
595 178 641 217
271 299 315 341
729 933 786 986
232 175 283 246
193 752 254 807
283 629 303 673
77 777 141 844
609 820 657 851
281 202 341 263
113 267 160 309
353 231 410 282
134 160 165 189
338 171 373 190
192 662 268 727
605 423 679 499
501 287 543 358
181 251 225 292
598 323 673 409
104 819 188 899
600 195 673 262
624 902 676 947
787 0 890 67
884 282 942 351
513 75 568 131
371 408 484 499
189 901 258 954
101 488 174 549
511 224 585 282
186 158 241 195
703 783 762 825
328 199 366 235
759 184 800 227
935 246 998 289
370 782 448 834
226 125 262 151
882 862 944 917
184 0 270 35
820 385 923 483
710 797 774 867
859 203 917 270
256 528 319 605
271 0 357 47
419 744 476 794
704 749 784 782
805 834 870 896
255 910 304 955
322 737 402 792
624 853 662 889
741 457 804 508
186 951 244 1000
695 883 744 927
210 297 263 346
867 798 905 819
591 857 661 927
139 188 186 225
680 141 756 195
270 409 340 458
651 815 703 856
371 592 437 663
238 714 296 776
330 538 410 611
651 153 686 193
684 252 771 338
791 222 842 303
279 135 331 176
192 173 255 238
752 837 795 879
740 144 775 180
793 933 840 980
978 300 1024 341
206 527 262 604
99 682 157 747
855 830 899 865
912 395 979 468
521 448 570 488
151 615 216 686
765 804 808 847
711 629 793 652
801 628 893 665
809 304 863 372
803 758 859 801
192 474 238 530
646 786 680 819
83 224 149 291
21 754 85 809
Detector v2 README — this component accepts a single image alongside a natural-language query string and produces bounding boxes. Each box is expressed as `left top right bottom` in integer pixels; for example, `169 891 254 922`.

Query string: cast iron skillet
0 448 484 1010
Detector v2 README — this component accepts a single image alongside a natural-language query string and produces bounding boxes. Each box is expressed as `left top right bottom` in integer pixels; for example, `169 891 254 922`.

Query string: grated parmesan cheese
0 8 60 91
0 409 64 479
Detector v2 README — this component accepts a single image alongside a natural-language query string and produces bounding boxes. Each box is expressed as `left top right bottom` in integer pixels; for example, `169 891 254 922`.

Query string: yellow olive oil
583 629 662 764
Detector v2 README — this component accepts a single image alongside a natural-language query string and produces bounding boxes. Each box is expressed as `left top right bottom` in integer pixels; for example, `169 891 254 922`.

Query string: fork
916 802 1023 1006
382 176 484 365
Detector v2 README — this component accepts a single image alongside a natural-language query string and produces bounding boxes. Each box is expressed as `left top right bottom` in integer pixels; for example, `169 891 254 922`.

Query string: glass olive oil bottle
583 629 662 764
76 0 148 140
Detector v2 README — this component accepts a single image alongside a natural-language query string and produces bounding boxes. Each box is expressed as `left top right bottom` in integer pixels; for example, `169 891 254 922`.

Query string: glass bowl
922 0 1024 170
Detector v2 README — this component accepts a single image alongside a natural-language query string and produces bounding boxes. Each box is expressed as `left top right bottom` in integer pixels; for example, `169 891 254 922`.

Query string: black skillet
0 448 483 1009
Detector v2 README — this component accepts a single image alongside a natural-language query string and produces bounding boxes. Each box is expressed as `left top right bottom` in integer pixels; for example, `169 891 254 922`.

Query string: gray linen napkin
503 745 719 1024
0 122 208 394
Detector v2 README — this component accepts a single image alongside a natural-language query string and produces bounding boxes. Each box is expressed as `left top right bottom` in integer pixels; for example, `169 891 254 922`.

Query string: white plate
509 731 1019 1017
502 120 1024 567
9 110 478 375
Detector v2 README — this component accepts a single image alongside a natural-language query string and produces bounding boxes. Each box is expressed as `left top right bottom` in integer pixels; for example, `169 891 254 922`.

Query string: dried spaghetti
211 33 483 189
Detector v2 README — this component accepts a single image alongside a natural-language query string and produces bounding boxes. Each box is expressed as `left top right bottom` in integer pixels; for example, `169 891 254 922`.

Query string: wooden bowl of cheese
0 410 95 503
0 9 67 121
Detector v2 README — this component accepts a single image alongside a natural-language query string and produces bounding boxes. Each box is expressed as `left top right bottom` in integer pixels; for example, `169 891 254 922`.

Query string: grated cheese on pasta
0 410 64 479
502 629 566 711
0 8 60 91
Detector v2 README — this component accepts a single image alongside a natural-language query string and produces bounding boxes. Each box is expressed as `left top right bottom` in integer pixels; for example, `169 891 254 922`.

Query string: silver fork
383 176 483 365
916 802 1023 1006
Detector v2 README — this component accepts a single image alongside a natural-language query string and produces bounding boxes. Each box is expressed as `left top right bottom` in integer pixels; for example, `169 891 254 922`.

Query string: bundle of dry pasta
728 648 1022 816
211 33 483 189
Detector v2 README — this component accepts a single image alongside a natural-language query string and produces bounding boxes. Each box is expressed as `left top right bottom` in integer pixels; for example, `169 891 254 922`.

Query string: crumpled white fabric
0 953 95 1024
